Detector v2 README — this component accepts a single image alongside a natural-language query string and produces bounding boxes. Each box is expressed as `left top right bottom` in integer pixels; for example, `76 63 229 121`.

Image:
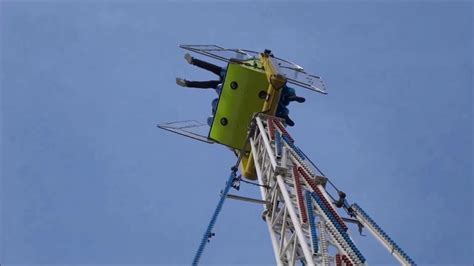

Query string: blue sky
1 1 472 265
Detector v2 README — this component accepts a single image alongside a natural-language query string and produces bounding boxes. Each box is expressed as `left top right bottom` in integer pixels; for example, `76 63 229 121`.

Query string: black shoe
287 95 306 103
285 117 295 127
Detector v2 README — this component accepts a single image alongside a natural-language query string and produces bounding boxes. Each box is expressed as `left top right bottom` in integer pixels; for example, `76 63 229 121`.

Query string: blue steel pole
192 170 236 265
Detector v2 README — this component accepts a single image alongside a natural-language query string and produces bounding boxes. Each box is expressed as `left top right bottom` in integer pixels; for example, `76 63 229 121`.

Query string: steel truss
248 114 415 265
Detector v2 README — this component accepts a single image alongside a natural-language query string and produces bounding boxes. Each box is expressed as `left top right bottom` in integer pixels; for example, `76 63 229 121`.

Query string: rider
276 86 305 127
176 53 225 95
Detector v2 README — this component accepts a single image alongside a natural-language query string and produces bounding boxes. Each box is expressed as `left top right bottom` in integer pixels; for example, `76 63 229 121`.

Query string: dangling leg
185 53 224 78
281 86 306 105
176 78 220 89
276 105 295 127
287 95 306 103
285 116 295 127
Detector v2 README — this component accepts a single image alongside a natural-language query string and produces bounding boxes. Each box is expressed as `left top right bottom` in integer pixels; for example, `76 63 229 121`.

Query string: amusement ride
158 45 416 266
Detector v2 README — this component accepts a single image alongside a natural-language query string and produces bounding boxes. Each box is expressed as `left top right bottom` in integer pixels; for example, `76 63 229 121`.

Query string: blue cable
192 171 236 265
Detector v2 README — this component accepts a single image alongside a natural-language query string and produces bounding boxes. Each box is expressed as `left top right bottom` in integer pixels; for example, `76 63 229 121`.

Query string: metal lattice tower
247 114 415 265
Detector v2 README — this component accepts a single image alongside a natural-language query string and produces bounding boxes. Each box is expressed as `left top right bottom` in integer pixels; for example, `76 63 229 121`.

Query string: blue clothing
211 98 218 114
276 86 297 126
208 95 220 128
220 68 227 80
215 84 222 95
207 116 214 126
276 104 289 117
276 86 294 118
280 86 296 107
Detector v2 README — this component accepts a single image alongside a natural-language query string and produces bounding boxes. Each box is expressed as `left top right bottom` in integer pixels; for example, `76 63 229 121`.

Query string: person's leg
281 86 305 105
186 80 220 89
276 104 286 118
287 95 306 103
176 78 220 89
285 116 295 127
276 106 294 127
185 54 223 77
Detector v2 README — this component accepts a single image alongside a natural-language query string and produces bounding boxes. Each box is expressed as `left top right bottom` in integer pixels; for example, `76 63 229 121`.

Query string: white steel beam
250 138 283 266
255 117 278 169
276 175 315 265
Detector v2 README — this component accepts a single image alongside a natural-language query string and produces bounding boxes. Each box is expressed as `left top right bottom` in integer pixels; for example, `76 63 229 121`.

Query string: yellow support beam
241 50 287 179
260 51 287 113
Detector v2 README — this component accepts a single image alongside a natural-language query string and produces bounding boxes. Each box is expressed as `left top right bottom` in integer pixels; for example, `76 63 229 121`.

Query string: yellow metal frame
239 51 287 179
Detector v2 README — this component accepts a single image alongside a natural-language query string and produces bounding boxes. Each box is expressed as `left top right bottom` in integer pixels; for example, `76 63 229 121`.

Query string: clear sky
1 1 472 265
